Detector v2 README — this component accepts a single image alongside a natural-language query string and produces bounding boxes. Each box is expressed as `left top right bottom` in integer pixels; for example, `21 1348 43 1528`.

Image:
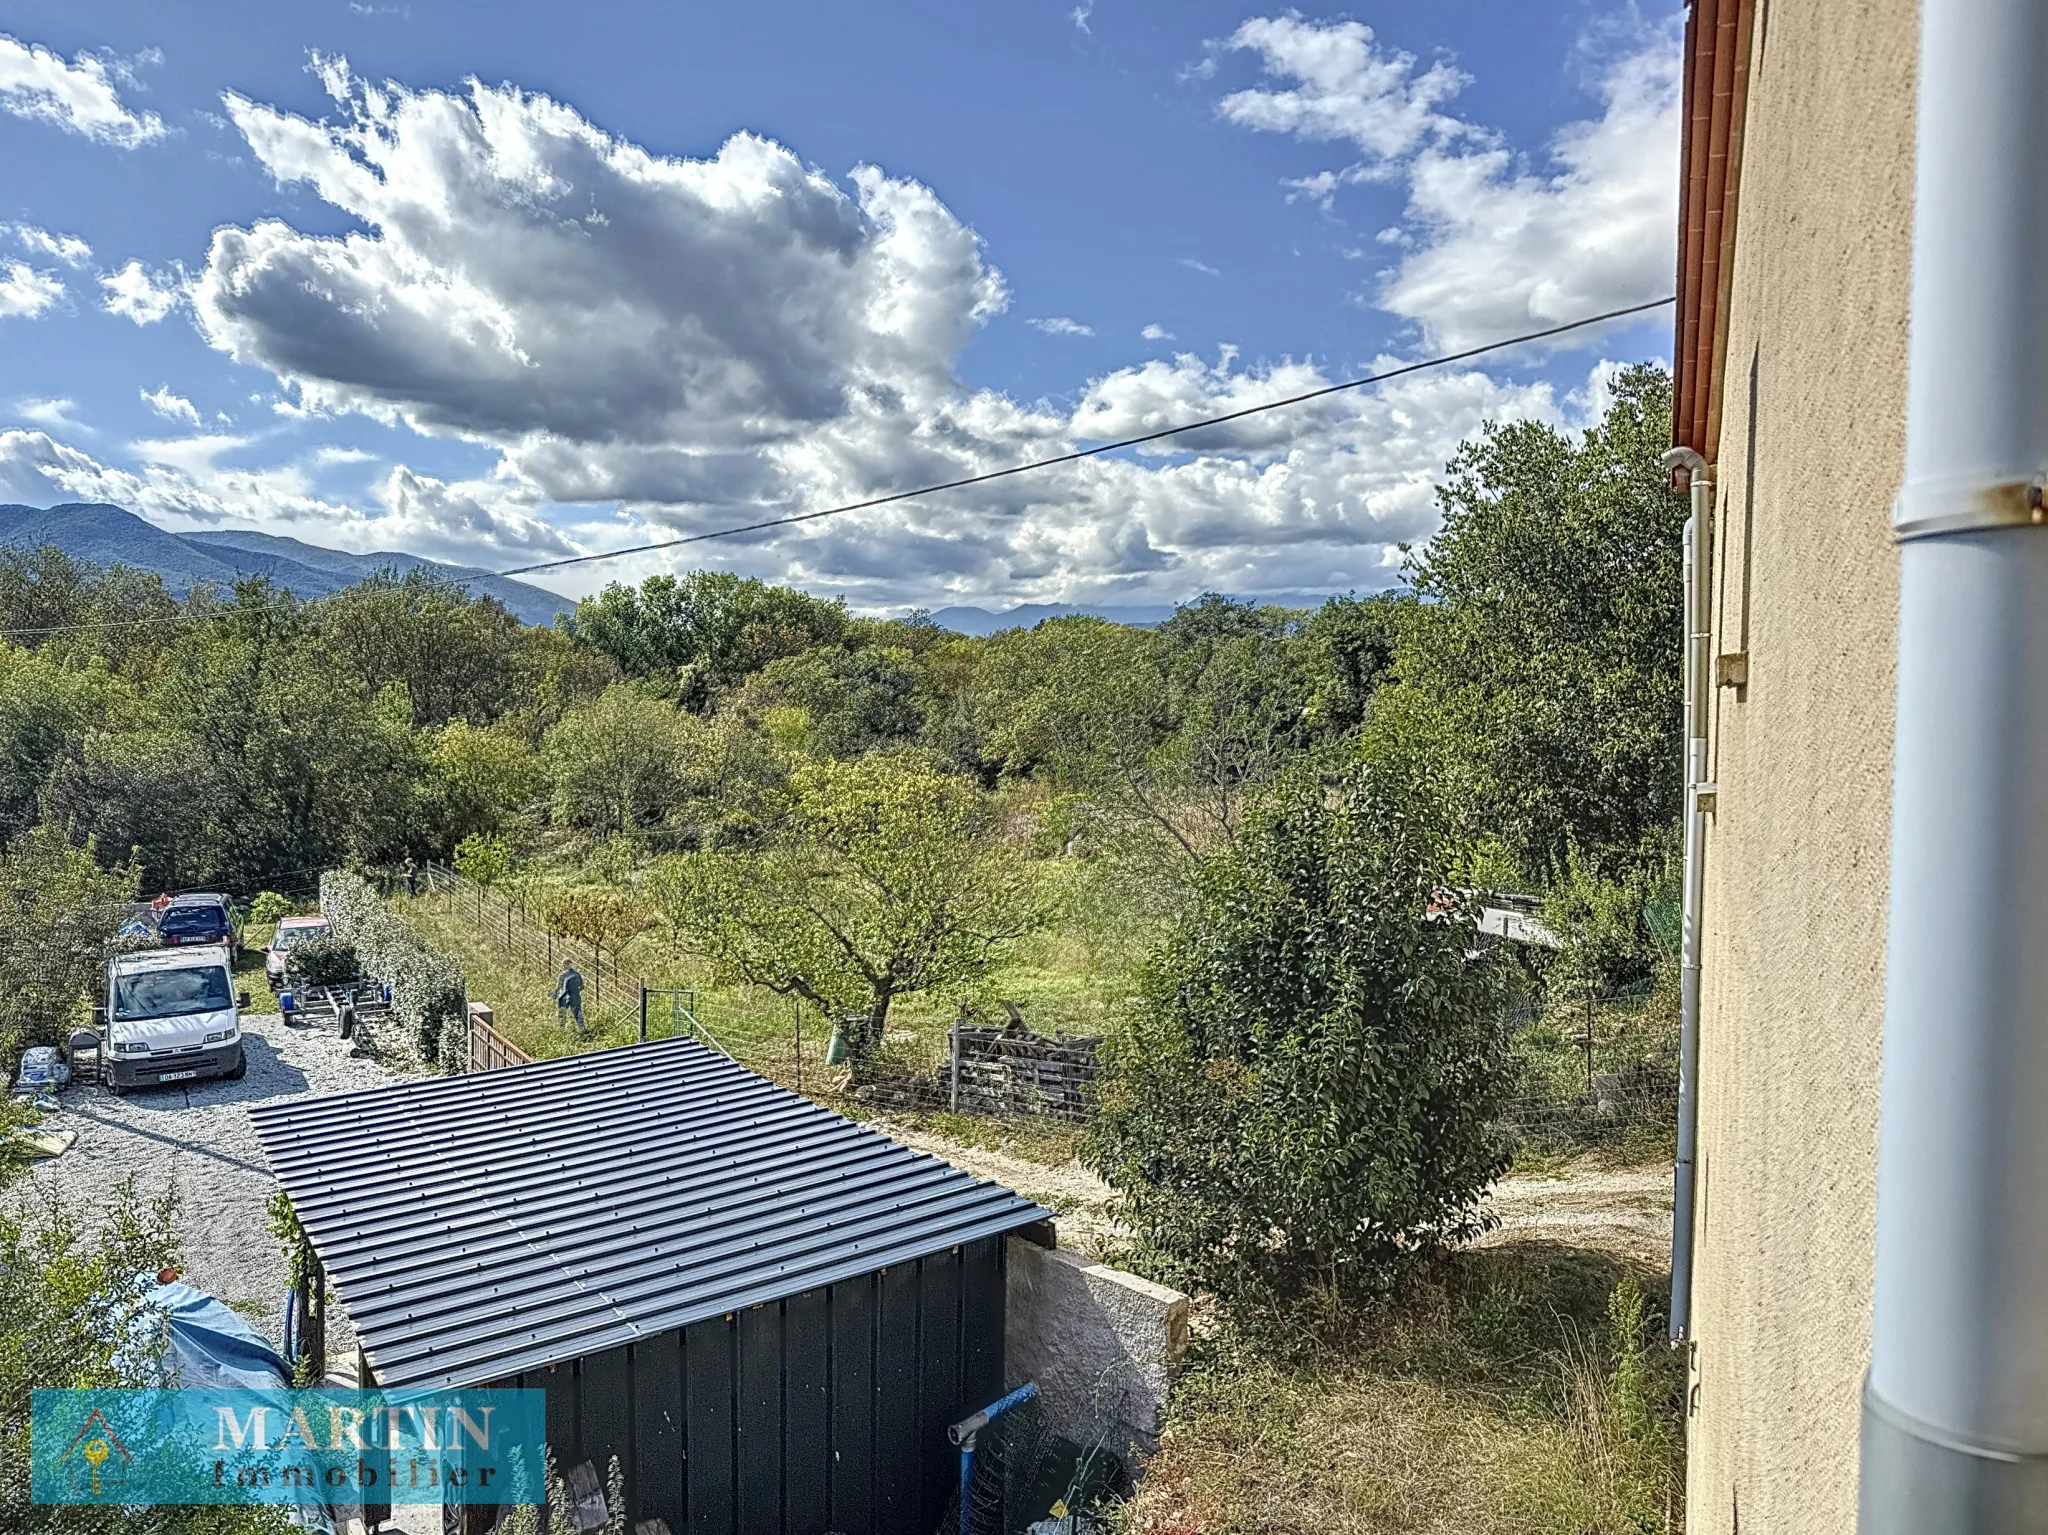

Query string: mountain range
0 501 1356 635
925 592 1353 635
0 502 575 626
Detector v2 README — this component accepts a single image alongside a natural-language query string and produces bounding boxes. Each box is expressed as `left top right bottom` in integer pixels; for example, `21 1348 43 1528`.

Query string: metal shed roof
248 1037 1050 1391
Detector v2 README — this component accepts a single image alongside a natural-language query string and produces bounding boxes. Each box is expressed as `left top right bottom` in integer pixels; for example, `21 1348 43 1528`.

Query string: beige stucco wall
1686 2 1917 1529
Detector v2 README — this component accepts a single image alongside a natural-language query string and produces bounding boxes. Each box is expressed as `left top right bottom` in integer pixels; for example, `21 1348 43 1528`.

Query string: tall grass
1112 1246 1684 1535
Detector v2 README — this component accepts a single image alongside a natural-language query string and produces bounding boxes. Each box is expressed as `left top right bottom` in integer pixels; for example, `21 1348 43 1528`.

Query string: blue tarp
114 1277 335 1533
124 1275 291 1390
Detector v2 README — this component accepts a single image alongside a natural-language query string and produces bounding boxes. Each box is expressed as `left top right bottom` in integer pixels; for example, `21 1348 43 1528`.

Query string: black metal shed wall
516 1234 1006 1535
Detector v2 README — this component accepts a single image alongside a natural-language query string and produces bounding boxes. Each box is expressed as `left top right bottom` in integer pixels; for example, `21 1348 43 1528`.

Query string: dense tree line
0 365 1679 908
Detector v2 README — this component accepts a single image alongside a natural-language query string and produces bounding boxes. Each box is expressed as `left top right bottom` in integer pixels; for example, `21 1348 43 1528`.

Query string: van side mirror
91 1006 107 1030
236 990 250 1011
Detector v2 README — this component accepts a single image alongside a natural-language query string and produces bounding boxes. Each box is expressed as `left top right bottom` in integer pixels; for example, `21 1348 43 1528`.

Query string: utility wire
0 296 1673 640
493 297 1674 577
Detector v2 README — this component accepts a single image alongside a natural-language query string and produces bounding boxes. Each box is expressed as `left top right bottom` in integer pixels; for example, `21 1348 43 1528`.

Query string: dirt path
883 1123 1121 1256
1479 1158 1674 1271
885 1124 1673 1273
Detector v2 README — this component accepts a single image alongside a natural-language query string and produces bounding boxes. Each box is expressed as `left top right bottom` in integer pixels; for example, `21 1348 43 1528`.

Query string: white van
94 945 249 1093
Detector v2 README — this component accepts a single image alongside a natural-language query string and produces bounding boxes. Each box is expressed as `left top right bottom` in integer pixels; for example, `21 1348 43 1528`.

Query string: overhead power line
0 296 1673 640
493 296 1675 577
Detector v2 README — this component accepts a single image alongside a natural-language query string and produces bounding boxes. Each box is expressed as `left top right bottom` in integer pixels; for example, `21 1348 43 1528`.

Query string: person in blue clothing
556 963 586 1036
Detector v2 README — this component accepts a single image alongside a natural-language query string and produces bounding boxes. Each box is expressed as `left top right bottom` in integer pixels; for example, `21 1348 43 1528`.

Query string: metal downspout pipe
1662 445 1711 1346
1861 0 2048 1525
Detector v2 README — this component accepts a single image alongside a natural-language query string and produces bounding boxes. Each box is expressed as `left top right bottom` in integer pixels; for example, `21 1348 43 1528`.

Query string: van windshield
159 905 225 936
112 966 233 1023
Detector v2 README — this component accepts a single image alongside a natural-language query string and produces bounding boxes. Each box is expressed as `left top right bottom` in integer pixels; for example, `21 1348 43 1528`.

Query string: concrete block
1006 1235 1190 1465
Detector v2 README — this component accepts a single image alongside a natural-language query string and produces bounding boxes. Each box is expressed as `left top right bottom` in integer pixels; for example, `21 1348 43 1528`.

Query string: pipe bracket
1893 479 2047 541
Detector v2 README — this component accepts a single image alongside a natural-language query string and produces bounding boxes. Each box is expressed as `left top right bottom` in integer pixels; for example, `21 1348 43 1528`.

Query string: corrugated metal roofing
248 1037 1050 1391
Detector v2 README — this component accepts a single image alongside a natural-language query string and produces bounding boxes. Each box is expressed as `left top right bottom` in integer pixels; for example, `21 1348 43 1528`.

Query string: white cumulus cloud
1215 15 1680 352
14 397 81 431
7 224 92 264
193 58 1007 500
100 258 181 323
140 386 201 427
1141 323 1174 341
0 35 166 148
104 55 1623 607
1029 316 1094 337
0 261 63 318
0 426 588 567
1217 17 1470 168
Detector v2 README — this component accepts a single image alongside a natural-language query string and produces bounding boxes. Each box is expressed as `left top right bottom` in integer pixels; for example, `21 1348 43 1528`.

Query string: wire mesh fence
937 1381 1130 1535
1500 986 1679 1151
409 865 813 1076
397 866 1679 1150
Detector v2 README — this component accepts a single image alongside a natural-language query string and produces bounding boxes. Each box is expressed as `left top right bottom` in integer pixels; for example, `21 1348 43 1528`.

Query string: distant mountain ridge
0 502 1357 636
926 592 1357 636
0 502 574 626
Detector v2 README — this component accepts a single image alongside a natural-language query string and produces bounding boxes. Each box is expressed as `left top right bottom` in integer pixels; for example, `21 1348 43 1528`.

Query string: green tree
542 684 696 836
732 644 923 758
0 827 139 1059
316 568 528 727
0 643 113 838
919 616 1157 784
649 752 1045 1074
1298 591 1414 737
453 831 513 888
428 718 544 843
1370 363 1685 879
42 583 424 890
569 571 848 707
0 546 186 680
1084 766 1518 1306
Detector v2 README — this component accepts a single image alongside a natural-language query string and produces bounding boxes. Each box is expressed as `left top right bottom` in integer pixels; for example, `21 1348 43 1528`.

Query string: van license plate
158 1069 199 1082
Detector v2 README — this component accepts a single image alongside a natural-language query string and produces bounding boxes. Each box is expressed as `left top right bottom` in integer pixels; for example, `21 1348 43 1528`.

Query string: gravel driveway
7 1002 408 1363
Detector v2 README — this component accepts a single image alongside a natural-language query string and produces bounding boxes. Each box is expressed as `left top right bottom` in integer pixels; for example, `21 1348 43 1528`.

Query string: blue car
156 893 235 949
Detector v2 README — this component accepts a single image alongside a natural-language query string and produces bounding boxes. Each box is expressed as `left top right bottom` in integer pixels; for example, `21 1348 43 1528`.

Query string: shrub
1 1179 290 1533
0 828 139 1060
286 935 359 988
1085 766 1518 1308
321 870 464 1069
452 831 511 889
249 890 293 927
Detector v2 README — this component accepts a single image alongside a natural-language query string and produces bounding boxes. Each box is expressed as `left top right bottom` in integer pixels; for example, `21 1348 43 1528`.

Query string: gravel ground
6 1002 409 1365
1478 1157 1675 1271
882 1126 1675 1274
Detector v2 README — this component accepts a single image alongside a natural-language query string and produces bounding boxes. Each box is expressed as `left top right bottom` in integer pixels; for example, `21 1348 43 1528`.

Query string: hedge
320 870 465 1070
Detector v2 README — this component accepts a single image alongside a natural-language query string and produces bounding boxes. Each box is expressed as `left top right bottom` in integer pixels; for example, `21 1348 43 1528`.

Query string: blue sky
0 1 1679 611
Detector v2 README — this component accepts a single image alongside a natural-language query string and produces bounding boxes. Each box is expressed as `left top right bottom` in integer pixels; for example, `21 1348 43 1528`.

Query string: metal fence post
639 984 648 1044
793 998 803 1092
949 1021 961 1113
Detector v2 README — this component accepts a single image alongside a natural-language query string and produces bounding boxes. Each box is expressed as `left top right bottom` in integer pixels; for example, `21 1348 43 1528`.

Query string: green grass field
392 856 1156 1090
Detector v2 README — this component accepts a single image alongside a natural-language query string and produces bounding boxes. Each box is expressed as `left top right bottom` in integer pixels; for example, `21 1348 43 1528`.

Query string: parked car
89 945 248 1093
265 915 333 991
156 893 236 949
